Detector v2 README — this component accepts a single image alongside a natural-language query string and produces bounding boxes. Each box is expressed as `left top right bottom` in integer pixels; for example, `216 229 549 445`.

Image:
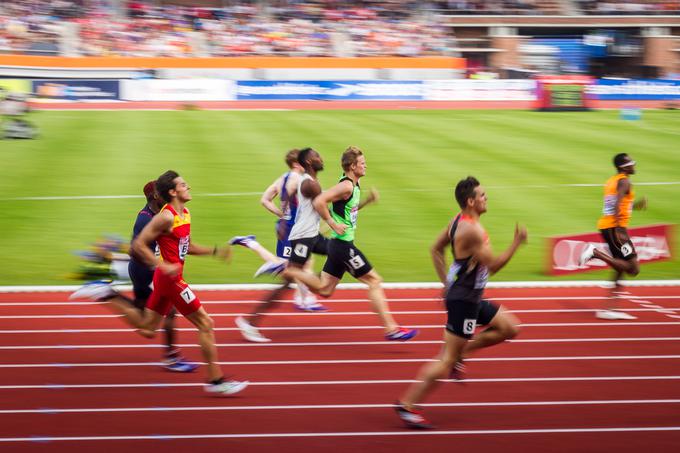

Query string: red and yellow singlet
156 204 191 267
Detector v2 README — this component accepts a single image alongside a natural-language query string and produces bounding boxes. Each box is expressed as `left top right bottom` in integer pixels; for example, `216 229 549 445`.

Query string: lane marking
2 295 680 306
2 426 680 442
1 354 679 368
7 182 680 201
2 398 680 414
1 376 680 391
0 337 678 351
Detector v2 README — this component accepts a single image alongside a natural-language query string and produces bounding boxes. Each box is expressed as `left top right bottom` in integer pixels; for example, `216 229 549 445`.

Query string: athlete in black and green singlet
284 146 417 341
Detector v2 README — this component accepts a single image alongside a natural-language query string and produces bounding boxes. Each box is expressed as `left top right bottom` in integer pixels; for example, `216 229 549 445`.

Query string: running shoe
394 401 433 429
228 235 257 248
254 261 286 278
163 357 198 373
385 327 418 341
69 280 117 301
205 379 249 396
596 309 637 320
294 303 329 312
578 243 597 267
235 316 271 343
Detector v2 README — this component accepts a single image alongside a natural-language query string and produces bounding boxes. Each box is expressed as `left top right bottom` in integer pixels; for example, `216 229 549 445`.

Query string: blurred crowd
2 0 677 58
0 0 452 57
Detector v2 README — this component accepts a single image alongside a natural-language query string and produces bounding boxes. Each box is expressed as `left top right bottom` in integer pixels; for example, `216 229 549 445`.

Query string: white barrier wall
423 79 536 101
121 79 237 101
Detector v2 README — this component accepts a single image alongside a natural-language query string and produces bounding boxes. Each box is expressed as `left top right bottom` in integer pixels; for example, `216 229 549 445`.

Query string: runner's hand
158 262 181 277
514 224 528 245
634 197 648 210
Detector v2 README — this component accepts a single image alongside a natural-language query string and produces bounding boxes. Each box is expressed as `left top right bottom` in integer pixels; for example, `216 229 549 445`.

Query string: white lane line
2 426 680 442
1 321 679 334
2 295 679 306
2 399 680 414
1 355 679 368
0 337 678 351
1 310 675 319
7 182 679 202
8 182 680 201
1 376 680 391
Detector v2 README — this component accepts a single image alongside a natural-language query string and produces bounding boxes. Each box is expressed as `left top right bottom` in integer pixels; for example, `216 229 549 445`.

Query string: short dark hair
285 149 300 168
455 176 480 209
613 153 629 169
297 147 315 170
155 170 180 203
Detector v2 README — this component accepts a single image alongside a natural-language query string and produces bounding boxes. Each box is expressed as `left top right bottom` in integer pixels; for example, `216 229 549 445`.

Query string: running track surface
0 286 679 452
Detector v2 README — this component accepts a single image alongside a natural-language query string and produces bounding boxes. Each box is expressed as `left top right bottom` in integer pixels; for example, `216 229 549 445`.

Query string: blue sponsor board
237 81 423 100
590 78 680 100
32 80 120 100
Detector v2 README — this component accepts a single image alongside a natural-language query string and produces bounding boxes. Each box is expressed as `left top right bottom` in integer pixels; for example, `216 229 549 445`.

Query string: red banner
546 224 675 276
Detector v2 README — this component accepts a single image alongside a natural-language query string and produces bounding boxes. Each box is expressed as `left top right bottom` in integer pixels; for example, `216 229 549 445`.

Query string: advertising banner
423 79 537 101
121 79 236 101
534 75 594 111
236 81 423 100
0 79 31 94
546 224 674 276
32 80 120 100
588 78 680 100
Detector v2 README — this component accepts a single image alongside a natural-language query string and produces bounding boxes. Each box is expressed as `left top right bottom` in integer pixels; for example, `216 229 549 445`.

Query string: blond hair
341 146 363 172
285 149 300 168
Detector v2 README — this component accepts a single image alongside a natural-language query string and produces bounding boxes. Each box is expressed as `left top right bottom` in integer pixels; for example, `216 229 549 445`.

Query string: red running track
0 286 679 452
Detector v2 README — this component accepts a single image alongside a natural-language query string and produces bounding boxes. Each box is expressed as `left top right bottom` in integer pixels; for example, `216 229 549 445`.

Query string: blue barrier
32 80 120 100
236 81 423 100
590 78 680 100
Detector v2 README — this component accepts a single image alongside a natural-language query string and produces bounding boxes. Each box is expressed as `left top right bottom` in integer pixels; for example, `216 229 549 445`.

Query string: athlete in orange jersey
580 153 647 320
71 171 248 395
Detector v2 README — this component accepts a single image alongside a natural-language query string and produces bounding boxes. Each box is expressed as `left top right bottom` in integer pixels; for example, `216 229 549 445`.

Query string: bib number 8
463 318 477 335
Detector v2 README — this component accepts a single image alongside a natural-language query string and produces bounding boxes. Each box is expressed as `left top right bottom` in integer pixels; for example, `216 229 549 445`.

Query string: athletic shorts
128 260 154 308
275 220 295 259
600 227 637 261
147 270 201 317
322 238 373 279
289 235 329 266
445 296 500 339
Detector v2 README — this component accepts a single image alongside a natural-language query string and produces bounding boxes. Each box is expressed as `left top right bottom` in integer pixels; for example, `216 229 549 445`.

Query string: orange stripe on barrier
0 55 465 69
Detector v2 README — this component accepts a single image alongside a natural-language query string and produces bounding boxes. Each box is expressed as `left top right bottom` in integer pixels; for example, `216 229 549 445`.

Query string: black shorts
322 238 373 279
128 260 153 308
445 297 500 339
289 235 329 266
600 227 637 261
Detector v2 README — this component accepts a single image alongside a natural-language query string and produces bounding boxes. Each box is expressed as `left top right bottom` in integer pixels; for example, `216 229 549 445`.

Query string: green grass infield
1 109 678 285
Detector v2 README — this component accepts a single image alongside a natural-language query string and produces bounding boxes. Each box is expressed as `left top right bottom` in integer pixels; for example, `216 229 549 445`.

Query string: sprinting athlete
395 176 526 429
234 148 329 343
71 170 247 395
127 180 197 372
580 153 647 320
236 149 317 308
284 146 417 341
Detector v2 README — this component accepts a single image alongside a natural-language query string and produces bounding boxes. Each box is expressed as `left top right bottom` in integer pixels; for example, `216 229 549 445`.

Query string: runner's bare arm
313 180 353 235
300 179 321 199
261 177 283 218
472 224 527 275
358 187 379 210
131 210 179 275
431 226 451 285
